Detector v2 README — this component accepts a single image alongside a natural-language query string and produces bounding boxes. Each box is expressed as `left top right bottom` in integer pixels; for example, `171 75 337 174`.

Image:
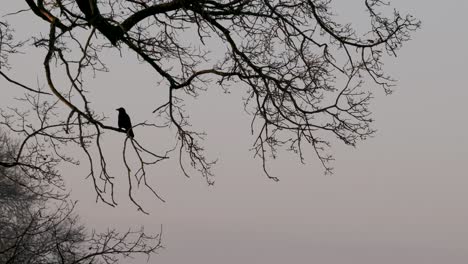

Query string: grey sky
2 0 468 263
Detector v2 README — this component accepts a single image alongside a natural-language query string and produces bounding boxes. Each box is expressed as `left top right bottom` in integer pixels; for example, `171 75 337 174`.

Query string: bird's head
116 107 126 113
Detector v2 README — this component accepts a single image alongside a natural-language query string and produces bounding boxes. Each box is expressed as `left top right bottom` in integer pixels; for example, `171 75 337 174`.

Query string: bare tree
0 1 420 211
0 131 162 264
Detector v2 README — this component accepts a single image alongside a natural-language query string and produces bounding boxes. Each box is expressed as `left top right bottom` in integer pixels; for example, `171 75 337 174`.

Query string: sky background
2 0 468 263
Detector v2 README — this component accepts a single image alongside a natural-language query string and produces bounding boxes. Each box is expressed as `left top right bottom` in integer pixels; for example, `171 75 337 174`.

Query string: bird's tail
128 128 135 138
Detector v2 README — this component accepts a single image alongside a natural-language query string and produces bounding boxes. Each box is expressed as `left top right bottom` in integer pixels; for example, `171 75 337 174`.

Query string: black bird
116 107 134 138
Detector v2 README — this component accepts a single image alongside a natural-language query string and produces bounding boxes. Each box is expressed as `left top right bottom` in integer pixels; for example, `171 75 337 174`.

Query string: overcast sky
2 0 468 263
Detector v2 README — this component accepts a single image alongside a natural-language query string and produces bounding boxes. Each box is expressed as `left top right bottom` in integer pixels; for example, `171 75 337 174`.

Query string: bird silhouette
116 107 134 138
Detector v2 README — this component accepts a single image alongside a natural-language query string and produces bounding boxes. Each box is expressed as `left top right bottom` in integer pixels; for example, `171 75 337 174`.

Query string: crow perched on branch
116 107 134 138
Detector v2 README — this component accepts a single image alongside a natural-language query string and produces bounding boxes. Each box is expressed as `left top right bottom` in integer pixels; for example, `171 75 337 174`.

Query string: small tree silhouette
0 131 162 263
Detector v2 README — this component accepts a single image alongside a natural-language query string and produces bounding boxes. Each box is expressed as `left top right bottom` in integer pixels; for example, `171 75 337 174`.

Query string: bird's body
116 107 134 138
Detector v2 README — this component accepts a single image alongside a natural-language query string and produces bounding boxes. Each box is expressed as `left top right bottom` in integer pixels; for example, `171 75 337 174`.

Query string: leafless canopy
0 0 419 211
